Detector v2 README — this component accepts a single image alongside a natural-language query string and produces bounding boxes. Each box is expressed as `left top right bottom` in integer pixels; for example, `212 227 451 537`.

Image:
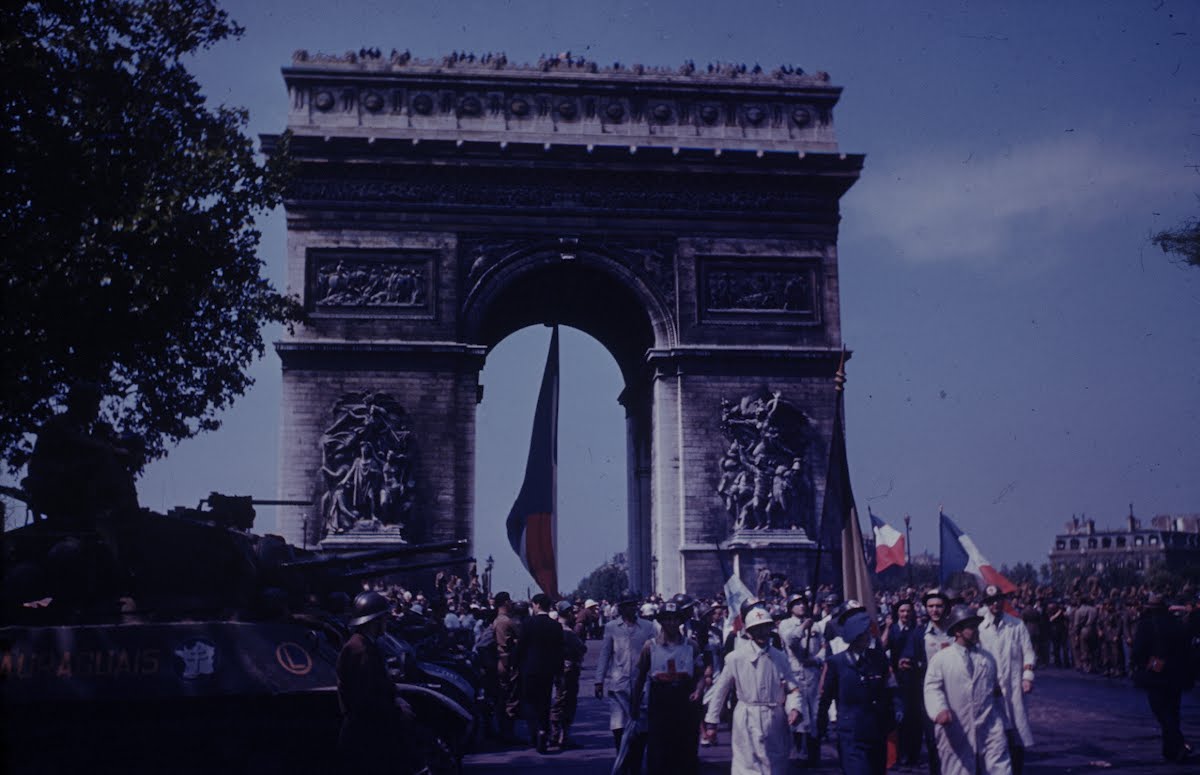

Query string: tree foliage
572 553 630 602
0 1 300 470
1152 215 1200 269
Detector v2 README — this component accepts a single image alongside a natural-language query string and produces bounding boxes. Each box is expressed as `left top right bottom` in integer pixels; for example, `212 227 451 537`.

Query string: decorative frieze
283 52 842 153
698 256 822 324
307 248 436 318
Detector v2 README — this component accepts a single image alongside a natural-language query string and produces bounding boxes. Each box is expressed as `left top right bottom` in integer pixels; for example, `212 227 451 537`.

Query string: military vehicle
1 489 471 774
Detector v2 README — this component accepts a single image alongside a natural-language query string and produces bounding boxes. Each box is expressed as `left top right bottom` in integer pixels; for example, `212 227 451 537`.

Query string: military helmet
658 593 694 619
349 590 391 627
744 606 775 631
556 599 575 616
944 604 984 635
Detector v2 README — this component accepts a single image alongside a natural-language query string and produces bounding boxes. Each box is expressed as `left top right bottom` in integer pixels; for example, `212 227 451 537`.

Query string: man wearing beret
977 585 1035 774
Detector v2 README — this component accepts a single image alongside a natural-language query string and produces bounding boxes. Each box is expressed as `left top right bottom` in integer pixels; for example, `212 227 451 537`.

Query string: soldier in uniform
491 591 522 742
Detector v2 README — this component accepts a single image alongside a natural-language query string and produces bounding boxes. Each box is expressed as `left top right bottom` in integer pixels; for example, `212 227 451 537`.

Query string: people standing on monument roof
596 592 655 752
977 586 1035 775
923 604 1012 775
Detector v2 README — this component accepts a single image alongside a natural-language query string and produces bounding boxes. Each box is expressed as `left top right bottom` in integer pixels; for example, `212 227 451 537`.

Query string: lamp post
484 554 494 598
904 515 913 587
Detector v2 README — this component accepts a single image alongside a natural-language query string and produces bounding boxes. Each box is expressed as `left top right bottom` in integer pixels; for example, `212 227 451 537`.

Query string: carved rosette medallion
716 387 813 536
318 391 416 541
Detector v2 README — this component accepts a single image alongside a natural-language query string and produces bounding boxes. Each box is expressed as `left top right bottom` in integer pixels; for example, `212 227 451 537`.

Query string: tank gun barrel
335 555 476 580
280 538 470 569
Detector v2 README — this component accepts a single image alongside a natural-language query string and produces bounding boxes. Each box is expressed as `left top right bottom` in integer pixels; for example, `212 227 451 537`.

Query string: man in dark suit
885 599 923 766
1131 592 1193 763
515 592 565 753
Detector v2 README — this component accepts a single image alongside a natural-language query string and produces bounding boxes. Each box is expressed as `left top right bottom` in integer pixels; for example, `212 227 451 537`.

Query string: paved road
464 646 1200 773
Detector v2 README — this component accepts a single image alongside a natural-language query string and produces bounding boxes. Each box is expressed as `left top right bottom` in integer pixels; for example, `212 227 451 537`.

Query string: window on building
1134 536 1144 546
1056 540 1066 550
1101 537 1112 548
1070 538 1080 550
1116 537 1126 548
1149 535 1159 545
1087 538 1098 549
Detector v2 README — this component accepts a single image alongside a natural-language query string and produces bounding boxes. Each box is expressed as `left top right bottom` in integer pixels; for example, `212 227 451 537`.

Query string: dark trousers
523 672 557 742
837 733 887 775
1006 730 1025 775
922 715 942 775
898 684 924 764
550 668 581 740
1146 685 1186 760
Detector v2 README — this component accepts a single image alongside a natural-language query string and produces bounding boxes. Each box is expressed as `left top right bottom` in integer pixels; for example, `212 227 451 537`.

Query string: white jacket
705 643 801 775
978 609 1036 747
924 642 1012 775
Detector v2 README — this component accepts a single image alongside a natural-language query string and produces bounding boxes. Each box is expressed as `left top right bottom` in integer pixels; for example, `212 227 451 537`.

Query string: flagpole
904 514 912 586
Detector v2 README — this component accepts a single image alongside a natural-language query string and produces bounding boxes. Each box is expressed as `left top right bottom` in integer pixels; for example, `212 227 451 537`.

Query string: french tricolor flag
870 510 907 572
939 511 1017 595
505 327 559 596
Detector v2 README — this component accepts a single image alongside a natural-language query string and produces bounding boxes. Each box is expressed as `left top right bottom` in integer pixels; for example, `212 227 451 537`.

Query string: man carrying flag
870 509 907 574
505 327 560 596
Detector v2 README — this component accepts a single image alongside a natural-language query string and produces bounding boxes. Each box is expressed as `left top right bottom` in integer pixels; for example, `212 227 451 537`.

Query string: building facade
1048 510 1200 574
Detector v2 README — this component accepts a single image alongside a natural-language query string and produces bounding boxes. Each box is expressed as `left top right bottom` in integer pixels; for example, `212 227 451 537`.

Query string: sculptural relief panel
307 248 436 318
698 256 821 325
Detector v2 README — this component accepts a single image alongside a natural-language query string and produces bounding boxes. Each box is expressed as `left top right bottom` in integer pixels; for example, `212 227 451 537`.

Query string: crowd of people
334 569 1199 774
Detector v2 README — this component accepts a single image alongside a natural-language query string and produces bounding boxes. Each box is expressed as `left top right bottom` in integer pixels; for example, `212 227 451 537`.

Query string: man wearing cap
903 588 956 775
818 608 901 775
778 593 823 766
977 585 1035 774
924 604 1011 775
597 593 656 751
705 605 802 774
551 599 587 749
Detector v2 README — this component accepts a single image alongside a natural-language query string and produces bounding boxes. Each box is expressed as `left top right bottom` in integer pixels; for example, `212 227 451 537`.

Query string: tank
1 488 470 774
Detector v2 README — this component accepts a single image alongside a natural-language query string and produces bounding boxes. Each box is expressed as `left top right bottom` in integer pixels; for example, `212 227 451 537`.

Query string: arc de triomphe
264 52 863 595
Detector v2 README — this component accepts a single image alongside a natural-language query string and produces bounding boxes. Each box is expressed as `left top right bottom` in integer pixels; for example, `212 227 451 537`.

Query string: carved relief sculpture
716 387 811 533
319 391 416 540
315 258 426 308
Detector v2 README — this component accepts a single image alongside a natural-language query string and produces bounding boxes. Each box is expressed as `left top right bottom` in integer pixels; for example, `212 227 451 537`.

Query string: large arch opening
467 253 664 594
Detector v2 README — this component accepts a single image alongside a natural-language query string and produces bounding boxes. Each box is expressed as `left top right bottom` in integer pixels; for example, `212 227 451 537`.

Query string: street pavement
464 645 1200 773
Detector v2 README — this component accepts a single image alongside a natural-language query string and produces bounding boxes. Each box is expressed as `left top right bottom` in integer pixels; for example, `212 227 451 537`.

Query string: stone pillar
621 383 653 595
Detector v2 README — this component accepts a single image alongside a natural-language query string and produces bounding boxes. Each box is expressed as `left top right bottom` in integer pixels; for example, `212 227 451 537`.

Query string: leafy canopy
0 0 300 471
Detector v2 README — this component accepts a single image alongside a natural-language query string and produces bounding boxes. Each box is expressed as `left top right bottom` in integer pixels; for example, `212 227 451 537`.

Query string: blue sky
118 1 1200 595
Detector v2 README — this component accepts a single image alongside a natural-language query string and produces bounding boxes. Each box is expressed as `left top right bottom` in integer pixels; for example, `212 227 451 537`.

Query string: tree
572 553 629 602
1152 214 1200 268
0 1 300 472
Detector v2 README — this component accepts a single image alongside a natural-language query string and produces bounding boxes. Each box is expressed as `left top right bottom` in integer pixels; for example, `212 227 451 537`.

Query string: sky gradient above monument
128 0 1200 595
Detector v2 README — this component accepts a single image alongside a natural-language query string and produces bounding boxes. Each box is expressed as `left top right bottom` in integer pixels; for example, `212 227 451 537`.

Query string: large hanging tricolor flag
939 510 1017 595
820 360 877 620
505 327 560 596
870 509 907 573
